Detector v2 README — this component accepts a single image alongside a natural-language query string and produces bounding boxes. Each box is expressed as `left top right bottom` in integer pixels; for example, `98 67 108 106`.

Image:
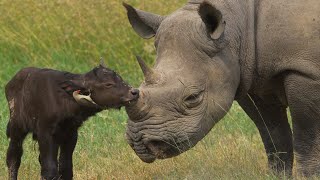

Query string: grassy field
0 0 294 179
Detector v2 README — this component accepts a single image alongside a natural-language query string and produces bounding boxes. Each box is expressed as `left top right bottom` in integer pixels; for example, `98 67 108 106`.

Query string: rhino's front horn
136 56 159 84
73 90 97 106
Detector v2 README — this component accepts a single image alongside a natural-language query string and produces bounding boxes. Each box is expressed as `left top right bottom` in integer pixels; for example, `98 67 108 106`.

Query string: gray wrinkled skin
124 0 320 176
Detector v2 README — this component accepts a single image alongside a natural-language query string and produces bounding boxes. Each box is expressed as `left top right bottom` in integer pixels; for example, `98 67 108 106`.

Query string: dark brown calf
5 63 139 180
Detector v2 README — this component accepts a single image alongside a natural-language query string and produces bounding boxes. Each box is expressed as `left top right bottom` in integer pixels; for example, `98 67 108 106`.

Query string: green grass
0 0 292 179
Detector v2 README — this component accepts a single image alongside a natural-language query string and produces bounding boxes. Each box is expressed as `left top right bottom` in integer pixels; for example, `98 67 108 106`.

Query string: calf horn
73 91 97 106
100 57 107 68
136 56 159 84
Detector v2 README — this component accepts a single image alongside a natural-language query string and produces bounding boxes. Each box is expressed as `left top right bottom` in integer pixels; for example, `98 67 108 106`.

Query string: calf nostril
131 89 140 96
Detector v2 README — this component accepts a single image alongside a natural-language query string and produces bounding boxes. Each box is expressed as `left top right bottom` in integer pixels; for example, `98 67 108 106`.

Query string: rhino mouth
145 140 183 159
126 134 156 163
129 139 190 163
126 124 191 163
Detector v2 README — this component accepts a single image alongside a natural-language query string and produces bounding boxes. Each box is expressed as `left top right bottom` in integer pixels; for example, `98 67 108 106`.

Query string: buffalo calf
5 62 139 180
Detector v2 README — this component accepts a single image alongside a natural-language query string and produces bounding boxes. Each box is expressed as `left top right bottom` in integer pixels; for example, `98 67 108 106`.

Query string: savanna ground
0 0 309 179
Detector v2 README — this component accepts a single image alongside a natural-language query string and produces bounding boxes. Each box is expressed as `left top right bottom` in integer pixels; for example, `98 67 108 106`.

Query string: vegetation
0 0 297 179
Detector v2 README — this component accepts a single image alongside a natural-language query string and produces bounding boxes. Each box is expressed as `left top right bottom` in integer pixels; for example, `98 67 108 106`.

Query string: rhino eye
184 91 204 108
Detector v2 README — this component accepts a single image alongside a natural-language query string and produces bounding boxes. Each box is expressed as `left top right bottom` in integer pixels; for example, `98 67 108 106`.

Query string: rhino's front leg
238 94 293 176
285 74 320 176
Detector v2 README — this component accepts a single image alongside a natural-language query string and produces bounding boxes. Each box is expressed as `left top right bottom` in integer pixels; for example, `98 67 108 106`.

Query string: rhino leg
285 74 320 176
238 94 293 176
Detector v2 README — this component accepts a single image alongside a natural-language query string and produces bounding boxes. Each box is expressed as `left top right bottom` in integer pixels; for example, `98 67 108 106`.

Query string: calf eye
184 91 204 108
104 83 115 88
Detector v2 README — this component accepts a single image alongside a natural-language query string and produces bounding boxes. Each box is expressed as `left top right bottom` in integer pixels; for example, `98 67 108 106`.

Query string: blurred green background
0 0 286 179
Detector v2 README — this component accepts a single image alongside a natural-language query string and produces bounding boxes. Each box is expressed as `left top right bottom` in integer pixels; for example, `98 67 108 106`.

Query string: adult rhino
123 0 319 176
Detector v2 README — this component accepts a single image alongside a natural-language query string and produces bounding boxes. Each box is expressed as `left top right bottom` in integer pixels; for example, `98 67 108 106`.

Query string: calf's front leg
38 129 59 180
58 130 78 180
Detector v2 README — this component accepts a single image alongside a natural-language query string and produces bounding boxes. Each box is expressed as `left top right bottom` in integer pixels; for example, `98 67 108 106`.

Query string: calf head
68 62 139 109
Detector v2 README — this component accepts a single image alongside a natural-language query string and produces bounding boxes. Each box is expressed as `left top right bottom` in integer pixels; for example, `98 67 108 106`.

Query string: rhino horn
136 56 159 85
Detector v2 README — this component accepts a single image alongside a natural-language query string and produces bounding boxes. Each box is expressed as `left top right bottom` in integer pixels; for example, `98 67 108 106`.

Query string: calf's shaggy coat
5 64 139 180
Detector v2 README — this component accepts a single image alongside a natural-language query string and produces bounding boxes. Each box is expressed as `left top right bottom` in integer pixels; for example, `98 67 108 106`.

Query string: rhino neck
235 0 257 99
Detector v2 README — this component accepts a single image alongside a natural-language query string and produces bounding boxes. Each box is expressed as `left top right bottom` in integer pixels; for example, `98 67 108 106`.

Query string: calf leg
6 124 27 180
38 130 59 180
238 94 293 176
58 130 78 180
285 74 320 176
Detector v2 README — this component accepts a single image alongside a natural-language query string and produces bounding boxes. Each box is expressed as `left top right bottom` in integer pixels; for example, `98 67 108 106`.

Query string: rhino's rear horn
136 56 159 85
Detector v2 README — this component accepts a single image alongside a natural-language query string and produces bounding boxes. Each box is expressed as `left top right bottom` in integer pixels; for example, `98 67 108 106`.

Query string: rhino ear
198 2 226 40
123 3 165 39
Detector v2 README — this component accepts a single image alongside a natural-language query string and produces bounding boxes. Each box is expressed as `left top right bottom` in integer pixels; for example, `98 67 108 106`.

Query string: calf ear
198 2 226 40
60 80 84 94
123 3 165 39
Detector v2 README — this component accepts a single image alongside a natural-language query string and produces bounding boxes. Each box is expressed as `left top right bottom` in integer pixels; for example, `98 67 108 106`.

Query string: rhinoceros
123 0 320 176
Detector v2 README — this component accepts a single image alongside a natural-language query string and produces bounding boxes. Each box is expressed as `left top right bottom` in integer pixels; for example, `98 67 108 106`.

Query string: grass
0 0 291 179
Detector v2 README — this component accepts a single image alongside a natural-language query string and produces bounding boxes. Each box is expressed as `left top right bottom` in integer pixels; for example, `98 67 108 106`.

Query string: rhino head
124 1 242 163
